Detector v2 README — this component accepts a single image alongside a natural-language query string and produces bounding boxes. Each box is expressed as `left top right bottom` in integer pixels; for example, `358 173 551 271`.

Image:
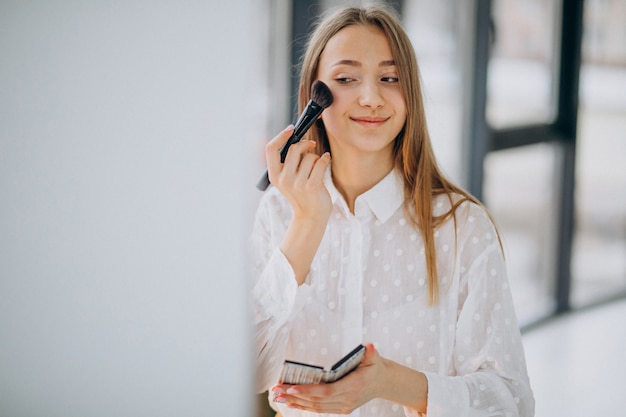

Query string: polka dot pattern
252 182 533 416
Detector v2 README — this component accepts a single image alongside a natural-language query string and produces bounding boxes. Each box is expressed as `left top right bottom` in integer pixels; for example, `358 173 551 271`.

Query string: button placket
342 215 364 350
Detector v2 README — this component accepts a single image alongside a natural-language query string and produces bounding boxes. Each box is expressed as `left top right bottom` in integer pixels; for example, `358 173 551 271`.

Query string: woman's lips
350 116 389 128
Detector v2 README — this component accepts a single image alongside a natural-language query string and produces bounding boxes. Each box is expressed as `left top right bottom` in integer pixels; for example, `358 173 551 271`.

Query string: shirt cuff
421 371 469 417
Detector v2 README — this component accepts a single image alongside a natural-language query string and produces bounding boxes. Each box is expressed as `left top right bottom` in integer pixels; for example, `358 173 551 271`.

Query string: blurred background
255 0 626 415
1 0 624 416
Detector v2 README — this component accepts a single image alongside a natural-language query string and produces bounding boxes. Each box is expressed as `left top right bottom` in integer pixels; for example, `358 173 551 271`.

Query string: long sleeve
417 203 534 417
250 191 312 392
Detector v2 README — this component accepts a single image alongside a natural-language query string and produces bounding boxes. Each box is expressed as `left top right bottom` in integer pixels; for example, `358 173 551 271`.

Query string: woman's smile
350 115 390 128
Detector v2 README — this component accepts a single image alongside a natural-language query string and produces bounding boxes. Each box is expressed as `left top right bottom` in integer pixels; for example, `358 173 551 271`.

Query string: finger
358 343 379 367
266 125 294 180
284 384 339 403
281 140 317 177
274 382 358 413
306 152 331 184
292 151 319 184
277 392 353 414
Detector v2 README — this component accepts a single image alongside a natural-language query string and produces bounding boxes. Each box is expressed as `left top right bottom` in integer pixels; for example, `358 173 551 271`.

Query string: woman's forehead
319 25 393 68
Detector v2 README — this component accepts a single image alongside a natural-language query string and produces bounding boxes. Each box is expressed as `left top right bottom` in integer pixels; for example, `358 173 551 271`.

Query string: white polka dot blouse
251 168 534 417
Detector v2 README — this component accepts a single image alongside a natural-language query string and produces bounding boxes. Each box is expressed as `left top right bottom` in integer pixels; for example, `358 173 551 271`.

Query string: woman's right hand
265 125 332 285
265 125 332 222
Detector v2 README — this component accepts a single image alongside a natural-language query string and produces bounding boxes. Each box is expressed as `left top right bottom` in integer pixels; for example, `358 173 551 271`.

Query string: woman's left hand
271 344 388 414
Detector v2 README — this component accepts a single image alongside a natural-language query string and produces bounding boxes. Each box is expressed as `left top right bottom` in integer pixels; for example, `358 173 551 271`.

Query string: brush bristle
310 80 334 109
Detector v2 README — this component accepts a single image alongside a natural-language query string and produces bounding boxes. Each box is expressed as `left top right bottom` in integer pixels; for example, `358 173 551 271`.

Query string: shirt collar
323 166 404 224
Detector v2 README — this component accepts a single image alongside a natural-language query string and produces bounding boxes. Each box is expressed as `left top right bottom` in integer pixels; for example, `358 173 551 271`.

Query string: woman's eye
381 77 399 83
335 77 354 84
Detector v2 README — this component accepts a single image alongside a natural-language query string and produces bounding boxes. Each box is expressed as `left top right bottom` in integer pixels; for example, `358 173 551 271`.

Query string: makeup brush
256 80 334 191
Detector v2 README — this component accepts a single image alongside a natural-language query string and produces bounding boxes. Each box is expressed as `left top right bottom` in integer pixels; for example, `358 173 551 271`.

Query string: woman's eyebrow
332 59 361 67
331 59 396 67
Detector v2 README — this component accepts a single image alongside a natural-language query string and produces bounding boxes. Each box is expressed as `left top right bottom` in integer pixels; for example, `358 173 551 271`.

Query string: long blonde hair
298 5 490 304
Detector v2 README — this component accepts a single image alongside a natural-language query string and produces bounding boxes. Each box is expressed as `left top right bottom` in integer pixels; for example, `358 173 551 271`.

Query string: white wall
0 1 260 416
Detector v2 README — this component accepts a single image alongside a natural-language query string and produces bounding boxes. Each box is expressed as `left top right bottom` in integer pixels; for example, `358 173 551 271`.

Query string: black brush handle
256 171 271 191
256 100 324 191
255 131 301 191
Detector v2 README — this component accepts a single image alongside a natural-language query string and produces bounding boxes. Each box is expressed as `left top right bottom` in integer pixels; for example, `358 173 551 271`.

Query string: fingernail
286 387 300 395
273 395 286 404
272 386 284 394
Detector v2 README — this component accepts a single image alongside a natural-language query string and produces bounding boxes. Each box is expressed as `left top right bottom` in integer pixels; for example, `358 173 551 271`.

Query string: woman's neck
331 152 394 212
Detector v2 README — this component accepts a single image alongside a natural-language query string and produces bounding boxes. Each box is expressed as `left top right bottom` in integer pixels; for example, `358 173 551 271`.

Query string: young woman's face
317 24 407 162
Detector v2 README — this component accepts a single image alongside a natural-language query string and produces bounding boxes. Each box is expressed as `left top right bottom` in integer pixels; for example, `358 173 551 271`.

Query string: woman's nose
358 81 384 109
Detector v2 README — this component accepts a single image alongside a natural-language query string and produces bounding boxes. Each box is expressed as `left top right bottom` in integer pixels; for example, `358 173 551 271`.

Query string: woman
251 5 534 416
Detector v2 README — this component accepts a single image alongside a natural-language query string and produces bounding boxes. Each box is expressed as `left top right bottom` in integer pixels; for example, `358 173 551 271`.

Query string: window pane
487 0 559 128
572 0 626 306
